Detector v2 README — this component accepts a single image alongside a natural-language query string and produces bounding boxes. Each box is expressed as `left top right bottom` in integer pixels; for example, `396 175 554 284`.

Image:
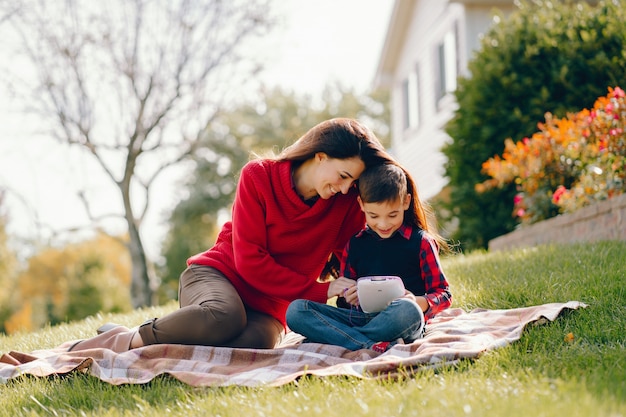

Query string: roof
374 0 514 88
374 0 415 88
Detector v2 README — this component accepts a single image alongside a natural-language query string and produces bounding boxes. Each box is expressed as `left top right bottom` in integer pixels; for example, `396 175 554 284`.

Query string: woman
68 118 392 352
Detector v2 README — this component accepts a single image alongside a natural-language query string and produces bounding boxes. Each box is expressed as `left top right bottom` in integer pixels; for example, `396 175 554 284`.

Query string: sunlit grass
1 241 625 417
0 303 179 354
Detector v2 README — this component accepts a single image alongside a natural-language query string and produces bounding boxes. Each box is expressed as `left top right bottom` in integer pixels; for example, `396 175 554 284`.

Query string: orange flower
479 86 626 224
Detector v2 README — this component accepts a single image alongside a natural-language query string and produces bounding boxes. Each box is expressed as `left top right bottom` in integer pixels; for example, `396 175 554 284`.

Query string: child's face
358 194 411 239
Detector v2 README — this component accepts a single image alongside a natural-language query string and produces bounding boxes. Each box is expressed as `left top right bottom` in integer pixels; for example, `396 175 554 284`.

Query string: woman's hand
328 277 356 299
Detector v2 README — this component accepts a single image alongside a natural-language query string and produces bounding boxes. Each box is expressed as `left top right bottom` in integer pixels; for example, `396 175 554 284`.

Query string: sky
0 0 395 259
261 1 394 95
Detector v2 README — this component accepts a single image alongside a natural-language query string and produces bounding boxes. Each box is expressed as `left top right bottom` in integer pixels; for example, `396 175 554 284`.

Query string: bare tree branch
0 0 279 307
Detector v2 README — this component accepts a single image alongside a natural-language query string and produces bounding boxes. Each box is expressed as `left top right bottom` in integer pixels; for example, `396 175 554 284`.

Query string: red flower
613 86 625 98
552 185 567 204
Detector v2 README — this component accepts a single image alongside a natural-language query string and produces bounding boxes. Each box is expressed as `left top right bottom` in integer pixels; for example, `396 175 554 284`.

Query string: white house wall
391 1 464 200
386 0 513 200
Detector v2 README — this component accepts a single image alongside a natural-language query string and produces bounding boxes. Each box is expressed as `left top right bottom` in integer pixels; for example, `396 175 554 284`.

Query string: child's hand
400 290 417 302
401 291 429 313
328 277 356 298
342 285 359 307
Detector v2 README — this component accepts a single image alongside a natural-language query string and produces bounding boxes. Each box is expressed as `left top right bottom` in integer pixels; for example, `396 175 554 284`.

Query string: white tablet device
356 276 405 313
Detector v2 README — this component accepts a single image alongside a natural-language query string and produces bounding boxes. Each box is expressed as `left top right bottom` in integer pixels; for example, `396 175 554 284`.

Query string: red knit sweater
187 159 365 325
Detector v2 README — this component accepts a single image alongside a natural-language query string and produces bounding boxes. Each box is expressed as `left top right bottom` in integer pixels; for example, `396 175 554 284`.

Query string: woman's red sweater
187 159 365 325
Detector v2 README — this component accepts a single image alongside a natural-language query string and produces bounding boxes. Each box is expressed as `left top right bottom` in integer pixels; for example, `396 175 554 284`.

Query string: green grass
1 241 625 417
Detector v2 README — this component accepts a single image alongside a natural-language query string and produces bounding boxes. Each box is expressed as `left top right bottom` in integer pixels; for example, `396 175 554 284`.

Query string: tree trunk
121 175 154 308
127 219 153 308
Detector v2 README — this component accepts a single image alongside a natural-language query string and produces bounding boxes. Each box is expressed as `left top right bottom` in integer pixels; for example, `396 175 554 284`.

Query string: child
285 163 452 353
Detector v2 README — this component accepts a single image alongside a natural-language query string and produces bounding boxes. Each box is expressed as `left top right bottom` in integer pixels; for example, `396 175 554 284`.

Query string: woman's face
313 153 365 200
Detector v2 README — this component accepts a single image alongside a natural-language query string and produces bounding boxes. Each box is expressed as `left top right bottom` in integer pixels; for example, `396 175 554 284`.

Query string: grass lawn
1 241 624 417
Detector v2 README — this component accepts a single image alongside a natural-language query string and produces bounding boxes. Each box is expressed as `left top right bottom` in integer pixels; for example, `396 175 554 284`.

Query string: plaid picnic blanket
0 301 585 386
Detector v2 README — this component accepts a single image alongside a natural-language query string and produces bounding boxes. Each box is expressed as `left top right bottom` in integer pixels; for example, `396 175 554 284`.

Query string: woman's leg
286 299 375 350
138 265 282 348
220 308 284 349
69 265 282 352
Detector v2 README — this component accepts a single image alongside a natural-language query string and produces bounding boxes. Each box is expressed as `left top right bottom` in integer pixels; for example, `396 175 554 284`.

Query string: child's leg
286 300 375 350
358 298 424 343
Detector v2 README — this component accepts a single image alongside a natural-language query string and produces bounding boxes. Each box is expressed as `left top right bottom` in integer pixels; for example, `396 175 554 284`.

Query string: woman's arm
230 162 330 302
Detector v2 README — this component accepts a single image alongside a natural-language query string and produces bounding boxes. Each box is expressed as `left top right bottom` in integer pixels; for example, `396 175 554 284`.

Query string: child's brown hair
358 162 449 252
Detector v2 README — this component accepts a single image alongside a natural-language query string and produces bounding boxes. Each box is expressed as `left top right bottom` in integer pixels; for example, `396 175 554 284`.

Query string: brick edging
488 193 626 251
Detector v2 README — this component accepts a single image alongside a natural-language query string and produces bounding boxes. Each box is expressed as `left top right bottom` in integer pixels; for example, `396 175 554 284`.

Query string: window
402 65 420 131
436 28 458 102
402 78 410 130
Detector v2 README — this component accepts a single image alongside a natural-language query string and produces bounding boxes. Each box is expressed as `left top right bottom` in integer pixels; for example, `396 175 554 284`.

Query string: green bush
442 0 626 250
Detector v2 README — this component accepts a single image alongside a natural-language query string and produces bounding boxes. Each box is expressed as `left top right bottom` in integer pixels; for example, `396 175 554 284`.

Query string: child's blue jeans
285 298 424 351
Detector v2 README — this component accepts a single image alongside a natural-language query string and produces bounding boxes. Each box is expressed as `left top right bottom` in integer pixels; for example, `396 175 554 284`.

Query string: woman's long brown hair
280 118 395 282
394 163 449 252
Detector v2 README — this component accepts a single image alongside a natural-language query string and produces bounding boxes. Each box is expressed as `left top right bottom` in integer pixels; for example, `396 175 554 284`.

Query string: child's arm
419 233 452 320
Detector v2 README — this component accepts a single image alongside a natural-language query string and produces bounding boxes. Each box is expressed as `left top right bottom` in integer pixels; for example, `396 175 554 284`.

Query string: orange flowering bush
479 87 626 224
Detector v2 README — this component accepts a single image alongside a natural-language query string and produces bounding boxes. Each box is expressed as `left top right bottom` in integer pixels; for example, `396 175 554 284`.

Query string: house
374 0 515 200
